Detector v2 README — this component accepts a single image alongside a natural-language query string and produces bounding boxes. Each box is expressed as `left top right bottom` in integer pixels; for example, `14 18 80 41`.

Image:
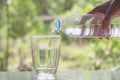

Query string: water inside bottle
65 27 120 38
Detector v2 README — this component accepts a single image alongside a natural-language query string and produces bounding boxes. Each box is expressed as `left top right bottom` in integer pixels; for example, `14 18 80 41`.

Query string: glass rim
31 35 61 38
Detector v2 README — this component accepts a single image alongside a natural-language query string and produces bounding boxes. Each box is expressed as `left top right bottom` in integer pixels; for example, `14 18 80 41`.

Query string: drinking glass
31 35 61 80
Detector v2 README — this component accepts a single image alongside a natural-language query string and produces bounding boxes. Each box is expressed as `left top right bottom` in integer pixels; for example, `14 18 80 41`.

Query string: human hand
80 13 113 39
80 12 105 38
79 0 110 38
80 0 120 39
99 0 120 39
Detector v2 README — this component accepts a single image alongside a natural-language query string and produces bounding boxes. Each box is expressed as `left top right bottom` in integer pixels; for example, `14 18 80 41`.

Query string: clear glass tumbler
31 35 61 80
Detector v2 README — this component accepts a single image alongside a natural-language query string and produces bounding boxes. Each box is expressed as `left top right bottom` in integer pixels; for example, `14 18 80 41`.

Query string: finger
80 14 93 24
80 25 86 36
105 24 112 39
80 19 86 36
98 35 104 39
92 25 99 37
110 24 114 36
98 30 104 39
90 17 99 36
99 21 110 39
90 14 104 39
98 35 103 39
105 28 110 39
89 23 95 36
80 14 94 36
98 28 105 39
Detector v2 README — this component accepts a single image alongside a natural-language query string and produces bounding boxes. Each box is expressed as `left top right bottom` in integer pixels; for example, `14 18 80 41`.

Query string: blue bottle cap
57 20 61 31
54 19 61 32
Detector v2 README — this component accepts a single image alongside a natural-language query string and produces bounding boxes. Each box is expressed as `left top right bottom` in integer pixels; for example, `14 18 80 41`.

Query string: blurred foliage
0 0 8 71
0 0 120 71
59 38 120 71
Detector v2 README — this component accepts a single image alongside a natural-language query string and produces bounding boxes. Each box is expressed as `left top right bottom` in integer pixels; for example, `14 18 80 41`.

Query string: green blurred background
0 0 120 71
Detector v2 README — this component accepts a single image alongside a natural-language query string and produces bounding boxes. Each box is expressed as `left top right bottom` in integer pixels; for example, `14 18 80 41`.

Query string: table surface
0 71 120 80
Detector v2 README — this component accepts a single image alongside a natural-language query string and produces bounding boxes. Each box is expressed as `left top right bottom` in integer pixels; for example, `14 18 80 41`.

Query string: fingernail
105 36 110 39
98 36 103 39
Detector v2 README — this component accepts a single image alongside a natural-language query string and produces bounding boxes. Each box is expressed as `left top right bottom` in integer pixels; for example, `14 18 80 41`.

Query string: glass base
37 73 56 80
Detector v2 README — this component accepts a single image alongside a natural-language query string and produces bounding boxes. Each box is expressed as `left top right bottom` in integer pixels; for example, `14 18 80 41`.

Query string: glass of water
31 35 61 80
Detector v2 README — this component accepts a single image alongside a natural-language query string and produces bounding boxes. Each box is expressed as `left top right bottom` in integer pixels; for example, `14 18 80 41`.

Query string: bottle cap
54 19 61 32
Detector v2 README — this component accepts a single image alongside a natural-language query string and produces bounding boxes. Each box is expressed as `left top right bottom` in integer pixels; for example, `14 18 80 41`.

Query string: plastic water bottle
52 14 120 38
52 14 97 38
